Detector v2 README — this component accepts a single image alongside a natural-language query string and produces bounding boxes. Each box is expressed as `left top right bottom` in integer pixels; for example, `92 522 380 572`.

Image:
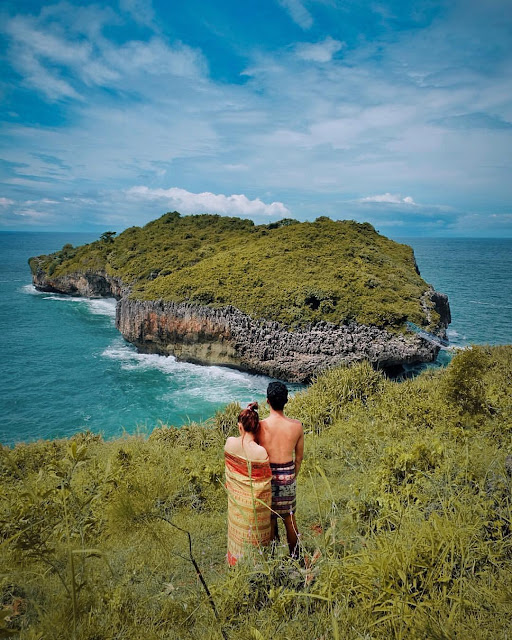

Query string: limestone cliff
115 295 447 382
32 268 449 382
32 269 125 299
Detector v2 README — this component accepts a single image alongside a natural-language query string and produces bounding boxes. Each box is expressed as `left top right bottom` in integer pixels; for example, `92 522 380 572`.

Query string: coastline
2 347 511 638
31 266 450 383
2 233 511 445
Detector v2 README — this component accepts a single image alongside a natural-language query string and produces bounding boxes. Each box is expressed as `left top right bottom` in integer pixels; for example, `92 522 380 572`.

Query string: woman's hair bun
238 402 260 435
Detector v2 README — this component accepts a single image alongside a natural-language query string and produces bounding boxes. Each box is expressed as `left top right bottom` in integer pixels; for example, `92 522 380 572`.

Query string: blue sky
0 0 511 236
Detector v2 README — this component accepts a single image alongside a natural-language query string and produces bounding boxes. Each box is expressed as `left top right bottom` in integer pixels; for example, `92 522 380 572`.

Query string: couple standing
224 381 304 565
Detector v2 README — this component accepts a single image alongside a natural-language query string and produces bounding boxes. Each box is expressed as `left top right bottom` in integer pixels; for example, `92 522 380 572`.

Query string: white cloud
359 193 417 205
14 209 56 221
110 37 205 78
24 198 59 205
2 10 205 102
2 96 220 186
6 15 92 65
278 0 313 30
13 47 82 101
223 164 249 171
119 0 155 27
0 198 14 206
296 37 345 63
127 186 290 217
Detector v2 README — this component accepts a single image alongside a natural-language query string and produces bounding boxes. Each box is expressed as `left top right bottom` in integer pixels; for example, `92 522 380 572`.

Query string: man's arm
294 425 304 477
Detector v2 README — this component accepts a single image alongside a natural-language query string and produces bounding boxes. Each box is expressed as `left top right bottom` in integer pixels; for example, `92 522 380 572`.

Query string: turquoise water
0 233 284 445
399 237 512 349
1 233 511 445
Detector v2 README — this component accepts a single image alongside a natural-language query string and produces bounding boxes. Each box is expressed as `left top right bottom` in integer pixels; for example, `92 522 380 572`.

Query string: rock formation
32 269 126 299
31 267 450 382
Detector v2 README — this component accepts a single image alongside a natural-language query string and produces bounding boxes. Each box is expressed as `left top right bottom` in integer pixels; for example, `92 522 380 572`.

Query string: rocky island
29 213 450 382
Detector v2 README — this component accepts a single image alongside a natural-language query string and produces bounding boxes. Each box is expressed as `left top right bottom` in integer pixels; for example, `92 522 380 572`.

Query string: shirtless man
258 381 304 556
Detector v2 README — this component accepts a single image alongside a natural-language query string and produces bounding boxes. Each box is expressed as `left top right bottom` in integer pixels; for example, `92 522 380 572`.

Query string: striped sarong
225 452 272 566
270 461 296 518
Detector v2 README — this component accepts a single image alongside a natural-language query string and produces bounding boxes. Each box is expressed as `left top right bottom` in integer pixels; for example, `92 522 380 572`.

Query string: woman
224 402 272 566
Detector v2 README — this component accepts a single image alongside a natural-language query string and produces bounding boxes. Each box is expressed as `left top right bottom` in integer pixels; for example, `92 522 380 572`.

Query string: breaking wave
21 284 117 319
102 339 275 405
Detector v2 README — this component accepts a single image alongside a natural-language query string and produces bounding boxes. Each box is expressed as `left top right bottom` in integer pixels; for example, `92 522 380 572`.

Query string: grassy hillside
29 213 438 329
1 346 511 639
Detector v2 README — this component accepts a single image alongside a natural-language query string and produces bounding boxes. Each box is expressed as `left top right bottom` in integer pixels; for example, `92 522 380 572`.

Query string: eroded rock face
429 291 452 329
115 298 443 382
32 269 125 298
33 270 450 382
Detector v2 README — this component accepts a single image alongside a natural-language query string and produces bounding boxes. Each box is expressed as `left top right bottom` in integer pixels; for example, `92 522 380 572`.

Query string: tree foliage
100 231 116 244
29 212 438 330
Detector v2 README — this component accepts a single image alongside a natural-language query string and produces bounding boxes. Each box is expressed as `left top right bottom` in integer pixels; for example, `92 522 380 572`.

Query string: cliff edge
30 213 451 382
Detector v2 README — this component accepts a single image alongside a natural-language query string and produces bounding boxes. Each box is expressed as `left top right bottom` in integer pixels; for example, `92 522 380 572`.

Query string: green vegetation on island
2 346 511 639
29 212 439 329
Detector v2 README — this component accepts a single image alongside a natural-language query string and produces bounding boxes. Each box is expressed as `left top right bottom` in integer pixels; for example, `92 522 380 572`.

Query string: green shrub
31 213 438 330
1 347 511 639
288 361 385 433
441 345 492 418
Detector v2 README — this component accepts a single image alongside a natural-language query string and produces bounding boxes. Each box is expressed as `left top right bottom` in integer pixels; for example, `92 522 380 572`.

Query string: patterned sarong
225 452 272 566
270 461 296 518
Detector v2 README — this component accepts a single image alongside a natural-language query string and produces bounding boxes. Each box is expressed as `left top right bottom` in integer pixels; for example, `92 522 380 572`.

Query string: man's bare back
258 381 304 555
259 413 304 475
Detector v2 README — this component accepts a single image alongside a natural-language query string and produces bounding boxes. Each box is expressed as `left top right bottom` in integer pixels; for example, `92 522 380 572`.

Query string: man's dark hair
267 381 288 411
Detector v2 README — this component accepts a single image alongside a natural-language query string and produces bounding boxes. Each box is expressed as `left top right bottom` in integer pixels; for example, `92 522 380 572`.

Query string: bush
288 361 386 433
31 213 438 331
441 345 492 418
1 347 511 639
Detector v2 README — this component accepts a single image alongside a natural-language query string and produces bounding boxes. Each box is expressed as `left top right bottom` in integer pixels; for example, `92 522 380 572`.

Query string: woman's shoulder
224 438 268 462
224 436 238 453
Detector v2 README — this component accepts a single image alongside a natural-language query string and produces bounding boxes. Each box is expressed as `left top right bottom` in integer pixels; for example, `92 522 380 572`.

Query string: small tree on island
100 231 116 244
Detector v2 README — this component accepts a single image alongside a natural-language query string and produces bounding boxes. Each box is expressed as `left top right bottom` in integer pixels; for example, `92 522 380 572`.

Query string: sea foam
102 339 275 404
20 284 45 295
21 283 118 321
42 294 117 317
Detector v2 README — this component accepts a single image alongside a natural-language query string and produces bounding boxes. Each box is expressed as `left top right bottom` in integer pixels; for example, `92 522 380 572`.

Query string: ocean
1 232 511 445
401 237 512 349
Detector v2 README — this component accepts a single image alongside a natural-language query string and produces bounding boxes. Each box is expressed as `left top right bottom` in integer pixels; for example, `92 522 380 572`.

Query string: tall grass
1 345 511 638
